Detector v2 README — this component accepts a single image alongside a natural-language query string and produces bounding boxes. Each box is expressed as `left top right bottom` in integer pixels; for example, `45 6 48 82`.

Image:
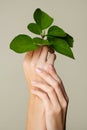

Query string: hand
23 46 56 130
23 46 56 91
31 65 69 130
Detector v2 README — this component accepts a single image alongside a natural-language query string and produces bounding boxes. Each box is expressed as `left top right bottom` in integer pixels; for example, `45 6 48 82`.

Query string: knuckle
58 79 62 86
66 96 69 104
62 100 68 108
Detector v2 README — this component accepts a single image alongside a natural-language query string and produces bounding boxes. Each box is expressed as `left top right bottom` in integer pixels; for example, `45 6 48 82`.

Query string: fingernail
36 68 42 73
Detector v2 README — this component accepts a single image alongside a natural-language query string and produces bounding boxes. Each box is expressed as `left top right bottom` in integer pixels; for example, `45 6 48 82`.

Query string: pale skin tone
23 46 69 130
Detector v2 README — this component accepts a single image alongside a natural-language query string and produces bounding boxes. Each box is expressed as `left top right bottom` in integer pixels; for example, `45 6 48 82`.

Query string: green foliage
34 8 53 29
50 38 74 59
62 34 74 47
10 8 75 59
27 23 42 35
33 37 52 45
48 25 66 37
10 34 38 53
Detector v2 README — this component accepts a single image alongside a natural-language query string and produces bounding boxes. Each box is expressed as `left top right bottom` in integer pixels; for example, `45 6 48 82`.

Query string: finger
47 53 56 65
48 64 69 103
60 82 69 104
38 46 49 63
48 64 60 80
31 81 60 107
35 68 67 109
48 65 69 123
24 51 34 63
32 46 42 61
48 46 55 53
31 89 51 111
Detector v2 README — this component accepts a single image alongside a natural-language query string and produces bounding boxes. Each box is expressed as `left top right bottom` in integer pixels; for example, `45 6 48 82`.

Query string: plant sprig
10 8 75 59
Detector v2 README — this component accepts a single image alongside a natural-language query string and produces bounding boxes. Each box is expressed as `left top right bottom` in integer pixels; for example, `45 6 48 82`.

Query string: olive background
0 0 87 130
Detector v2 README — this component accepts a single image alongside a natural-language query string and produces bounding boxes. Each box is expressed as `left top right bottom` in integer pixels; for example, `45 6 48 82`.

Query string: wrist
27 88 45 130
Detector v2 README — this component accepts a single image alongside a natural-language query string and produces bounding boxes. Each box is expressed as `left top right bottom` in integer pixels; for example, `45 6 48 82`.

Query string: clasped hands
23 46 69 130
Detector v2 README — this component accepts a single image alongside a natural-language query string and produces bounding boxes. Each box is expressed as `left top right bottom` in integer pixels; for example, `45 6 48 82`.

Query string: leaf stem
41 30 45 39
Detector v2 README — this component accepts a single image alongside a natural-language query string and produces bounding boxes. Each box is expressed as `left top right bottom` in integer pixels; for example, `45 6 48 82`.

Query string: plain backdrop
0 0 87 130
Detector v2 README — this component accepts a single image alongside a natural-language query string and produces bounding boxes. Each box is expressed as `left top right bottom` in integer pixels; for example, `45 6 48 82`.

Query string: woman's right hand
31 65 69 130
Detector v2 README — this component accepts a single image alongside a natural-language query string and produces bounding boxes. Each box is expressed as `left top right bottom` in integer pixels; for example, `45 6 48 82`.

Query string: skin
23 46 69 130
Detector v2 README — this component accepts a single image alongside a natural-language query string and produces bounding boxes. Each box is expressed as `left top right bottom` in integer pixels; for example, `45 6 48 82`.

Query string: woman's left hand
31 65 69 130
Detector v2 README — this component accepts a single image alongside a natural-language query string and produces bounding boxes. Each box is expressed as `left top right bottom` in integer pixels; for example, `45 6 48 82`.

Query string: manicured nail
36 68 42 73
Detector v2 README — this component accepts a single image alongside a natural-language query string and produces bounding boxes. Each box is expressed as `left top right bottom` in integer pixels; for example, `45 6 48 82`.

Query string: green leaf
10 34 38 53
62 34 74 47
34 8 54 29
47 35 54 42
47 33 74 48
33 37 52 45
50 38 74 59
47 25 66 37
27 23 42 35
9 8 75 60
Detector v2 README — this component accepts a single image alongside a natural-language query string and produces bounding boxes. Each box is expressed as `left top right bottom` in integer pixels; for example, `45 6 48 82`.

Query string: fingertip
48 46 55 53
